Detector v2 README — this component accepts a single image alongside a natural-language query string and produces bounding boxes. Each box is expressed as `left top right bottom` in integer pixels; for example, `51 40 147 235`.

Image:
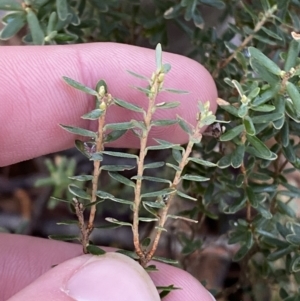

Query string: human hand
0 43 217 300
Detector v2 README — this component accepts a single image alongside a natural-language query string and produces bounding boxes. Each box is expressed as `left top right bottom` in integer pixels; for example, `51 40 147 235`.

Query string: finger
0 234 215 301
0 43 217 166
8 253 160 301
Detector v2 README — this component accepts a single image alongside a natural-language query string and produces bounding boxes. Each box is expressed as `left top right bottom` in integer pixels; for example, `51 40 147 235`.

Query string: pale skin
0 43 218 301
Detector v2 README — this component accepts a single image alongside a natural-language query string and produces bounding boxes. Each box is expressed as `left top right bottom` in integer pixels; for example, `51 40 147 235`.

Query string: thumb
7 252 160 301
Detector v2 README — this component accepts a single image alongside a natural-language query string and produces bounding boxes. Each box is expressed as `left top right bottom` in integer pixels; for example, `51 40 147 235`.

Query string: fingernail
63 252 160 301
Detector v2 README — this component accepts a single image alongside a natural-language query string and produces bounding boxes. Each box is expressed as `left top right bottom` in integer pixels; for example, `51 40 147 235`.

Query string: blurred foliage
3 0 300 300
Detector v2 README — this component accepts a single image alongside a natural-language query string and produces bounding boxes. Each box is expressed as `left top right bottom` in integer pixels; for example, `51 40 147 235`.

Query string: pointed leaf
188 157 217 167
68 184 90 200
163 88 189 94
286 81 300 113
181 174 210 182
155 101 180 109
139 217 158 222
49 234 79 241
246 134 273 159
60 124 97 138
0 1 23 10
143 162 165 170
108 171 135 188
105 218 132 227
176 190 197 201
68 175 93 181
104 121 134 131
177 117 193 134
0 13 26 40
249 47 282 75
244 116 256 136
151 119 178 127
220 125 244 141
141 188 175 198
126 70 149 81
26 9 45 45
62 76 98 96
100 165 135 172
56 0 69 21
101 151 138 160
104 130 127 143
114 98 144 113
131 175 171 184
81 109 104 120
86 245 106 255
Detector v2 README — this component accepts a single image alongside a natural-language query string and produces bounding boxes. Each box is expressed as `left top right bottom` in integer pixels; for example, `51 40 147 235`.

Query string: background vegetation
1 0 300 300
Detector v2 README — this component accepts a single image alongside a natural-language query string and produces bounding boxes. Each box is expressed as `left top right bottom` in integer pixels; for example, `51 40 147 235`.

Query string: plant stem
146 129 200 263
133 76 160 262
87 113 106 235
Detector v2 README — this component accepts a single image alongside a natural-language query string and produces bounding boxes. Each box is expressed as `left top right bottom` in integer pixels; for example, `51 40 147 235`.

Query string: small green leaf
47 12 57 35
249 46 282 75
108 171 136 188
139 217 158 222
86 245 106 255
50 196 70 203
152 256 178 265
172 148 182 163
104 122 134 131
105 218 132 227
68 184 90 200
286 81 300 113
0 0 23 11
62 76 98 96
143 162 165 170
246 134 273 159
151 119 178 127
101 151 138 160
166 163 181 171
251 104 275 112
181 174 210 182
104 130 127 143
116 249 139 259
244 116 256 136
177 117 193 134
81 109 104 120
176 190 197 201
100 165 135 172
233 244 250 261
141 188 175 198
68 175 93 181
251 112 283 124
57 220 78 225
277 200 296 218
126 70 149 81
163 88 189 94
167 214 198 223
131 175 171 184
114 98 144 113
0 13 26 40
284 40 300 72
267 246 294 261
96 190 114 199
49 234 79 241
220 125 244 141
96 79 108 94
26 9 45 45
217 154 232 168
231 144 245 168
155 101 180 109
155 43 162 70
188 157 217 167
56 0 69 21
141 237 151 247
60 125 97 139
